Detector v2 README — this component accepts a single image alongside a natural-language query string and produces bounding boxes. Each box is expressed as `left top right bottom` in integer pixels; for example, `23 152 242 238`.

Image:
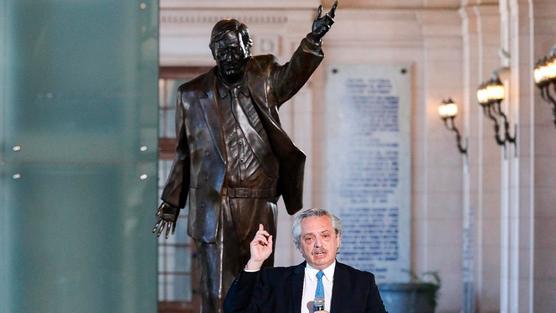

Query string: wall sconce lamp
476 72 517 149
534 45 556 127
438 98 467 155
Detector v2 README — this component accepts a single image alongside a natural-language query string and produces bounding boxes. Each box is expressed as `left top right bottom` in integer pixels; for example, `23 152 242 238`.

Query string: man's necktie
315 270 325 299
313 270 325 312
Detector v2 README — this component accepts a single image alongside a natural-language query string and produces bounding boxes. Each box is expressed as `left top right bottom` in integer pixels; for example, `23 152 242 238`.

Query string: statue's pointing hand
309 1 338 43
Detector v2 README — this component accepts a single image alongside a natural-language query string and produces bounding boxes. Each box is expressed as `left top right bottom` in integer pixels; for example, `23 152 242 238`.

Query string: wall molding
161 0 319 9
161 11 289 26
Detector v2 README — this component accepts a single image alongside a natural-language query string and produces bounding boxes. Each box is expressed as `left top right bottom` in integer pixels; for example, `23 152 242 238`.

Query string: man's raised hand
245 224 273 271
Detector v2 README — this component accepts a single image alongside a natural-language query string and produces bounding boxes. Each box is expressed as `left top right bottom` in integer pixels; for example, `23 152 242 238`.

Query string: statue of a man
154 3 337 313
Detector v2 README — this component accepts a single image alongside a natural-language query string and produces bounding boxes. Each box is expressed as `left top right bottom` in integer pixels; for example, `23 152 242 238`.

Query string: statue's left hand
309 1 338 43
152 202 180 239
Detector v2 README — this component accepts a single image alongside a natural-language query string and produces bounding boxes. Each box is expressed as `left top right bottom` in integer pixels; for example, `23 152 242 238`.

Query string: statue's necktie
315 270 325 300
231 87 259 145
230 87 269 163
228 86 278 178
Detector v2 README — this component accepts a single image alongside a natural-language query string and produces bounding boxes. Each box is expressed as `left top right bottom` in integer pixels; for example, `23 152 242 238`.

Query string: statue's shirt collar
216 74 250 99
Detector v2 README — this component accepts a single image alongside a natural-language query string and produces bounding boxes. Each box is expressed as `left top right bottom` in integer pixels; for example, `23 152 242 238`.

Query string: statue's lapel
246 61 269 114
245 59 283 134
199 70 225 162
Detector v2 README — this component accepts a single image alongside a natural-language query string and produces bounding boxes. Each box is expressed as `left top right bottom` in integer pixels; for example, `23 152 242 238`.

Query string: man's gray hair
291 208 342 249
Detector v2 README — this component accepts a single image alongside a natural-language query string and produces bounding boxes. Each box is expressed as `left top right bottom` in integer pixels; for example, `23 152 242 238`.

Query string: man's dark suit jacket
223 262 388 313
160 38 323 243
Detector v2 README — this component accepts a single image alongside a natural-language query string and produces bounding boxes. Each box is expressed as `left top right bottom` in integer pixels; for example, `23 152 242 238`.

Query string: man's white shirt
301 262 335 313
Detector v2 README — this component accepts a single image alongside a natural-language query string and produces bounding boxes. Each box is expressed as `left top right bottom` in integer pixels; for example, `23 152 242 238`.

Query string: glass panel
0 1 159 313
176 248 191 273
159 273 192 302
159 79 187 139
158 245 166 272
157 159 192 302
172 274 192 301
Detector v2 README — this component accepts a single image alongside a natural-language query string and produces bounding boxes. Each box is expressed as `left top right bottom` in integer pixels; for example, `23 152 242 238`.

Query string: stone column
461 3 503 313
417 9 465 312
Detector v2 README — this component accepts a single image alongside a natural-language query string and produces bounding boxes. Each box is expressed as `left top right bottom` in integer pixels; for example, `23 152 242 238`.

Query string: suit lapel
199 70 225 162
246 58 281 124
290 262 305 313
246 60 269 109
245 60 296 161
330 262 349 313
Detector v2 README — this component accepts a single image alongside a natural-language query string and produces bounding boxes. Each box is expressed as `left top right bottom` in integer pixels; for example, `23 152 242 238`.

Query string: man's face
212 31 250 82
299 215 341 270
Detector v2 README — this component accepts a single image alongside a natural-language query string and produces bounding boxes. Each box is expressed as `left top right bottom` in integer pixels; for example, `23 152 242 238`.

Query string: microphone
313 297 325 312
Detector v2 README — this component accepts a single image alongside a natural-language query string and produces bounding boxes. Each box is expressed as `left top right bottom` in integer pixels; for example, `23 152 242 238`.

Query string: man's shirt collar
305 261 336 283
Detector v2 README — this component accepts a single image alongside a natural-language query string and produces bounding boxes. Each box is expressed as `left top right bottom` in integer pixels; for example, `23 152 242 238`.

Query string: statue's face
212 31 250 83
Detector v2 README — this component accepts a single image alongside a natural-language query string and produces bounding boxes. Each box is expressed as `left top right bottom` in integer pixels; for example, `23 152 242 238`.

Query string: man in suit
223 208 387 313
152 3 338 313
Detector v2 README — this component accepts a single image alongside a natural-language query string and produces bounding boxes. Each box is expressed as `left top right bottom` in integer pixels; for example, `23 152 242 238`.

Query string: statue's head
209 19 253 84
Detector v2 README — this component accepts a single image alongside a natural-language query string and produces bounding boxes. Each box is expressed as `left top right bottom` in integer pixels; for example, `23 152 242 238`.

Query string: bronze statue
153 2 337 313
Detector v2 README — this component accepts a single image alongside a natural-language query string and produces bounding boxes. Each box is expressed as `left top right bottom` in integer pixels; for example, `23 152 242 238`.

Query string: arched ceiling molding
321 0 461 9
161 0 319 9
459 0 499 6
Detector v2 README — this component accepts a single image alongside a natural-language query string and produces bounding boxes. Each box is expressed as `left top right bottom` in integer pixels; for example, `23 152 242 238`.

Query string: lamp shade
485 77 505 102
548 56 556 80
534 60 548 85
535 57 552 86
438 99 458 118
534 55 556 86
534 46 556 129
477 83 489 105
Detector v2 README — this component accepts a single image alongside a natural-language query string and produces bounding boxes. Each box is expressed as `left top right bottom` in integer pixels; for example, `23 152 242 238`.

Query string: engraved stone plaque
324 64 411 283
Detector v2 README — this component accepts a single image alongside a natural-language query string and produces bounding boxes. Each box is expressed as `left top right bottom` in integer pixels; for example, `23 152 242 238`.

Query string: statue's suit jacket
161 38 324 243
223 262 388 313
